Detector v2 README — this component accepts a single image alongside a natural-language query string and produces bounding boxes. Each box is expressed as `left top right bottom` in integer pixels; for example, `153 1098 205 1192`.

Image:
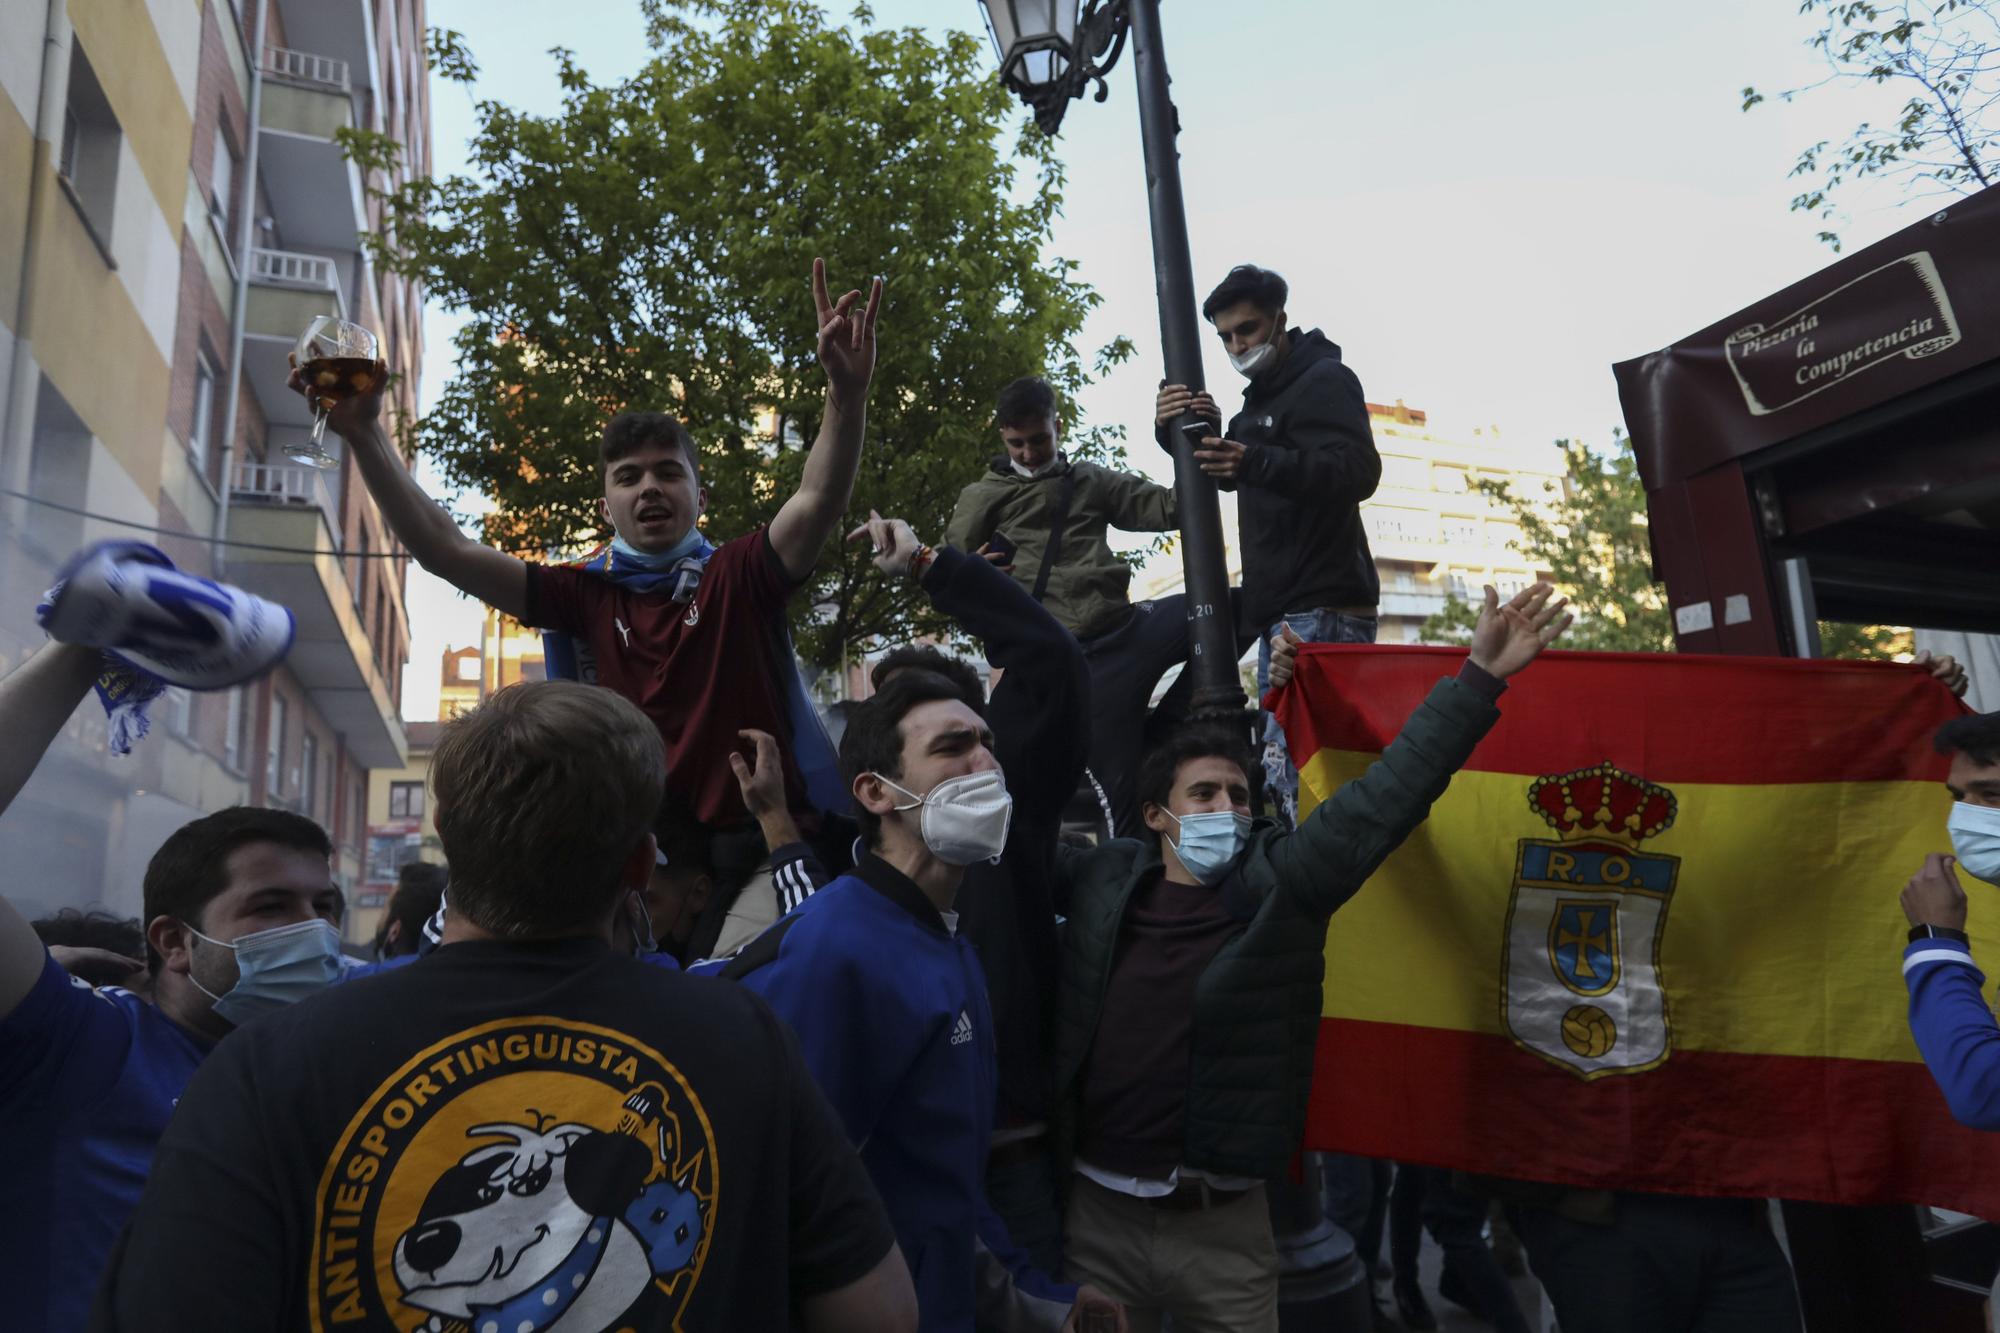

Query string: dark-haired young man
723 670 1117 1332
846 512 1091 1273
0 643 345 1332
374 861 447 960
308 262 881 920
1156 264 1382 824
96 680 915 1333
946 375 1195 837
1901 709 2000 1129
1051 586 1568 1333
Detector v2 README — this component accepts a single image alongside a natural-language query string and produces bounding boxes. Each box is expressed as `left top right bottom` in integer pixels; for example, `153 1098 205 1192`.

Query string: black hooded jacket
1190 328 1382 627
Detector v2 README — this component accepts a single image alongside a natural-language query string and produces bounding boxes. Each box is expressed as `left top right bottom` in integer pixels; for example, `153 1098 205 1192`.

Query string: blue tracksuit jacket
723 854 1071 1330
1905 936 2000 1130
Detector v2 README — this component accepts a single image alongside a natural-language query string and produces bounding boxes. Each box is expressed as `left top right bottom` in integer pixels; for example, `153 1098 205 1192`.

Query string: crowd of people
0 254 1991 1333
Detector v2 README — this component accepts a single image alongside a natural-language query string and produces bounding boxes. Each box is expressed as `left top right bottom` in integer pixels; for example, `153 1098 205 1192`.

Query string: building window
1441 516 1482 549
224 688 245 768
267 694 288 795
25 380 89 556
1432 465 1469 495
1365 507 1433 546
389 781 425 820
301 733 318 818
164 687 192 739
190 352 219 472
58 44 121 250
210 123 236 234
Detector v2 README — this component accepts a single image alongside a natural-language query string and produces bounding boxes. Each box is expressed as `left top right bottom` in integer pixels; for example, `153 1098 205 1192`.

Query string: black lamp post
975 7 1373 1330
977 0 1245 720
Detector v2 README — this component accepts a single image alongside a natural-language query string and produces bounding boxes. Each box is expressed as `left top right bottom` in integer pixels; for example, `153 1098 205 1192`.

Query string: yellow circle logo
308 1017 717 1332
1560 1005 1618 1059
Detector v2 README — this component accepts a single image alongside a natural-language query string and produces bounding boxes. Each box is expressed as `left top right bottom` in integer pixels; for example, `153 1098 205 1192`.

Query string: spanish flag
1276 646 1994 1214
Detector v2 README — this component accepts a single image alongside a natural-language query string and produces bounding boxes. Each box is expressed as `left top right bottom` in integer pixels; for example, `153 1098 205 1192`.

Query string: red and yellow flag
1275 646 1993 1214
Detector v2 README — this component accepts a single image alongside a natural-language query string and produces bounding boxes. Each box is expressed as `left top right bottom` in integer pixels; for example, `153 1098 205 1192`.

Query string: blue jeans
1257 609 1378 826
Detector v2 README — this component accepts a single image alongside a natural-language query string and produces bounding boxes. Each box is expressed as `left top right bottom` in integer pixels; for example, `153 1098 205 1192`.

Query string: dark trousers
985 1140 1063 1275
1083 594 1256 838
1320 1153 1391 1271
1391 1165 1531 1333
1510 1193 1803 1333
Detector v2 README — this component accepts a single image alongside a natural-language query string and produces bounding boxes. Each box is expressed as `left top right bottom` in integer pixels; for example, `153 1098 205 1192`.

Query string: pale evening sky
399 0 1938 718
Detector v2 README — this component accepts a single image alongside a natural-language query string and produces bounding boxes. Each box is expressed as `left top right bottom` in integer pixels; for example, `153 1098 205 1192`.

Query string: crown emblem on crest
1527 762 1677 850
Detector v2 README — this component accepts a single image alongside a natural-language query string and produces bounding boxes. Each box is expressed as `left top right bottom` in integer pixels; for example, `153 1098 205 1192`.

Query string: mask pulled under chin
1949 801 2000 886
881 769 1014 865
611 528 703 570
1229 338 1279 380
188 918 344 1026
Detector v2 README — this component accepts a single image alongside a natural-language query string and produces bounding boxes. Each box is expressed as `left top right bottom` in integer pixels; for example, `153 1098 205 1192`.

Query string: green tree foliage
346 0 1132 667
1742 0 1998 250
1421 436 1672 652
1419 434 1908 658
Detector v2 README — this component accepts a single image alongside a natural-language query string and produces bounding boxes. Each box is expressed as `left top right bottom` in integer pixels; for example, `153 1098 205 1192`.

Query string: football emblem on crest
1501 762 1680 1080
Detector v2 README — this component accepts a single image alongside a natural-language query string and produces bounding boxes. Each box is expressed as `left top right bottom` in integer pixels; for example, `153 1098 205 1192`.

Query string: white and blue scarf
36 541 295 754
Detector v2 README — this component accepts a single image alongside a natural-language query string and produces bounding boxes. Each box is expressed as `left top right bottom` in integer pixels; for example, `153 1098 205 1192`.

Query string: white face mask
1229 327 1283 379
1949 801 2000 886
877 769 1014 865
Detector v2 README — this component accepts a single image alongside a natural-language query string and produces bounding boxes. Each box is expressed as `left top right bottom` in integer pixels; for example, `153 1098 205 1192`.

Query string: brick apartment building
0 0 431 931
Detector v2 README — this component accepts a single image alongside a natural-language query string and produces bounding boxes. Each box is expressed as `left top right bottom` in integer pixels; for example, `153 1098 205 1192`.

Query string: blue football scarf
36 541 295 754
540 533 846 818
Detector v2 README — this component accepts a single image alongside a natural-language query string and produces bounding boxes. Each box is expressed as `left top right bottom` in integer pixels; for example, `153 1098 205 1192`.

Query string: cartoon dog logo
394 1112 706 1332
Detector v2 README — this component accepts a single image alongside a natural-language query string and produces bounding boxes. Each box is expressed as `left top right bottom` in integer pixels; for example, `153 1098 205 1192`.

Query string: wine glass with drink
288 316 380 469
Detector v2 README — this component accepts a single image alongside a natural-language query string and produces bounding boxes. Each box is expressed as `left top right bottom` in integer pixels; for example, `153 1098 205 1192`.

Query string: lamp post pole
1125 0 1243 719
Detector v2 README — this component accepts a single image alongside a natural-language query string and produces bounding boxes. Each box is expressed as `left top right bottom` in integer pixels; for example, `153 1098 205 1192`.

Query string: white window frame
267 694 288 795
190 352 218 471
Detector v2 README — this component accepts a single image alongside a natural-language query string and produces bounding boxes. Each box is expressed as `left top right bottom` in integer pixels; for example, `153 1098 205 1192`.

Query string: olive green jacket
944 455 1176 641
1051 674 1502 1178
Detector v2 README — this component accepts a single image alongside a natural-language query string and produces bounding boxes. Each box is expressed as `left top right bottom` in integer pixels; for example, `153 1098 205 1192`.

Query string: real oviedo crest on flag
1502 763 1679 1079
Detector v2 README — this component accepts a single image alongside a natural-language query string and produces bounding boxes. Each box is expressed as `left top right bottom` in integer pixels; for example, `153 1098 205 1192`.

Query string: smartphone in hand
1180 418 1216 447
986 531 1018 565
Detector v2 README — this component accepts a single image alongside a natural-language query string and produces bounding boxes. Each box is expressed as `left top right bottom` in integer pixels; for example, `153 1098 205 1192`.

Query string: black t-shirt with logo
91 937 894 1331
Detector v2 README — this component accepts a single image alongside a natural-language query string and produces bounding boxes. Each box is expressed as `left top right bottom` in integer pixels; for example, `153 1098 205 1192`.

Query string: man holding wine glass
289 257 883 844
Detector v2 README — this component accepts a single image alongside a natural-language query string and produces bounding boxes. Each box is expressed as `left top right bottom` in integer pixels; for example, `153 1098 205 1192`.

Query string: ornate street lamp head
976 0 1129 135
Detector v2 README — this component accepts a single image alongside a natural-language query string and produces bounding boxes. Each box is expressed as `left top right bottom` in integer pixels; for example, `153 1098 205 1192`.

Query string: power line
0 487 563 561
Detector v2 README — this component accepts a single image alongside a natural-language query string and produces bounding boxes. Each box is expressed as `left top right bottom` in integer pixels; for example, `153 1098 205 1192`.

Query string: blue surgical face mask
187 918 344 1026
611 527 703 569
1167 810 1252 885
1949 802 2000 887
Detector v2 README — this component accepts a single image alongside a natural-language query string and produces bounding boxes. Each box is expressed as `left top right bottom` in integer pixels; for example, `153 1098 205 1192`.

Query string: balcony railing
234 460 334 513
252 246 337 291
264 45 350 91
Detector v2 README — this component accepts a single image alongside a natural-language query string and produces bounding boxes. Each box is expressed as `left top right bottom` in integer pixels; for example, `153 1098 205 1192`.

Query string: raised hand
812 257 884 402
1902 852 1969 930
1468 582 1571 680
1267 621 1305 691
287 354 388 440
728 730 787 822
845 509 926 579
1916 650 1970 699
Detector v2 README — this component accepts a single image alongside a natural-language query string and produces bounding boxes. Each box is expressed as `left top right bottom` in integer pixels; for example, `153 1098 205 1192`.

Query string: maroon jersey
523 530 805 825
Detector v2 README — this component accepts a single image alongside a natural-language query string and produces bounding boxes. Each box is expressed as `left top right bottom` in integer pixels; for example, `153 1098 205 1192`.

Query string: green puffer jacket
944 455 1176 641
1051 673 1502 1179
